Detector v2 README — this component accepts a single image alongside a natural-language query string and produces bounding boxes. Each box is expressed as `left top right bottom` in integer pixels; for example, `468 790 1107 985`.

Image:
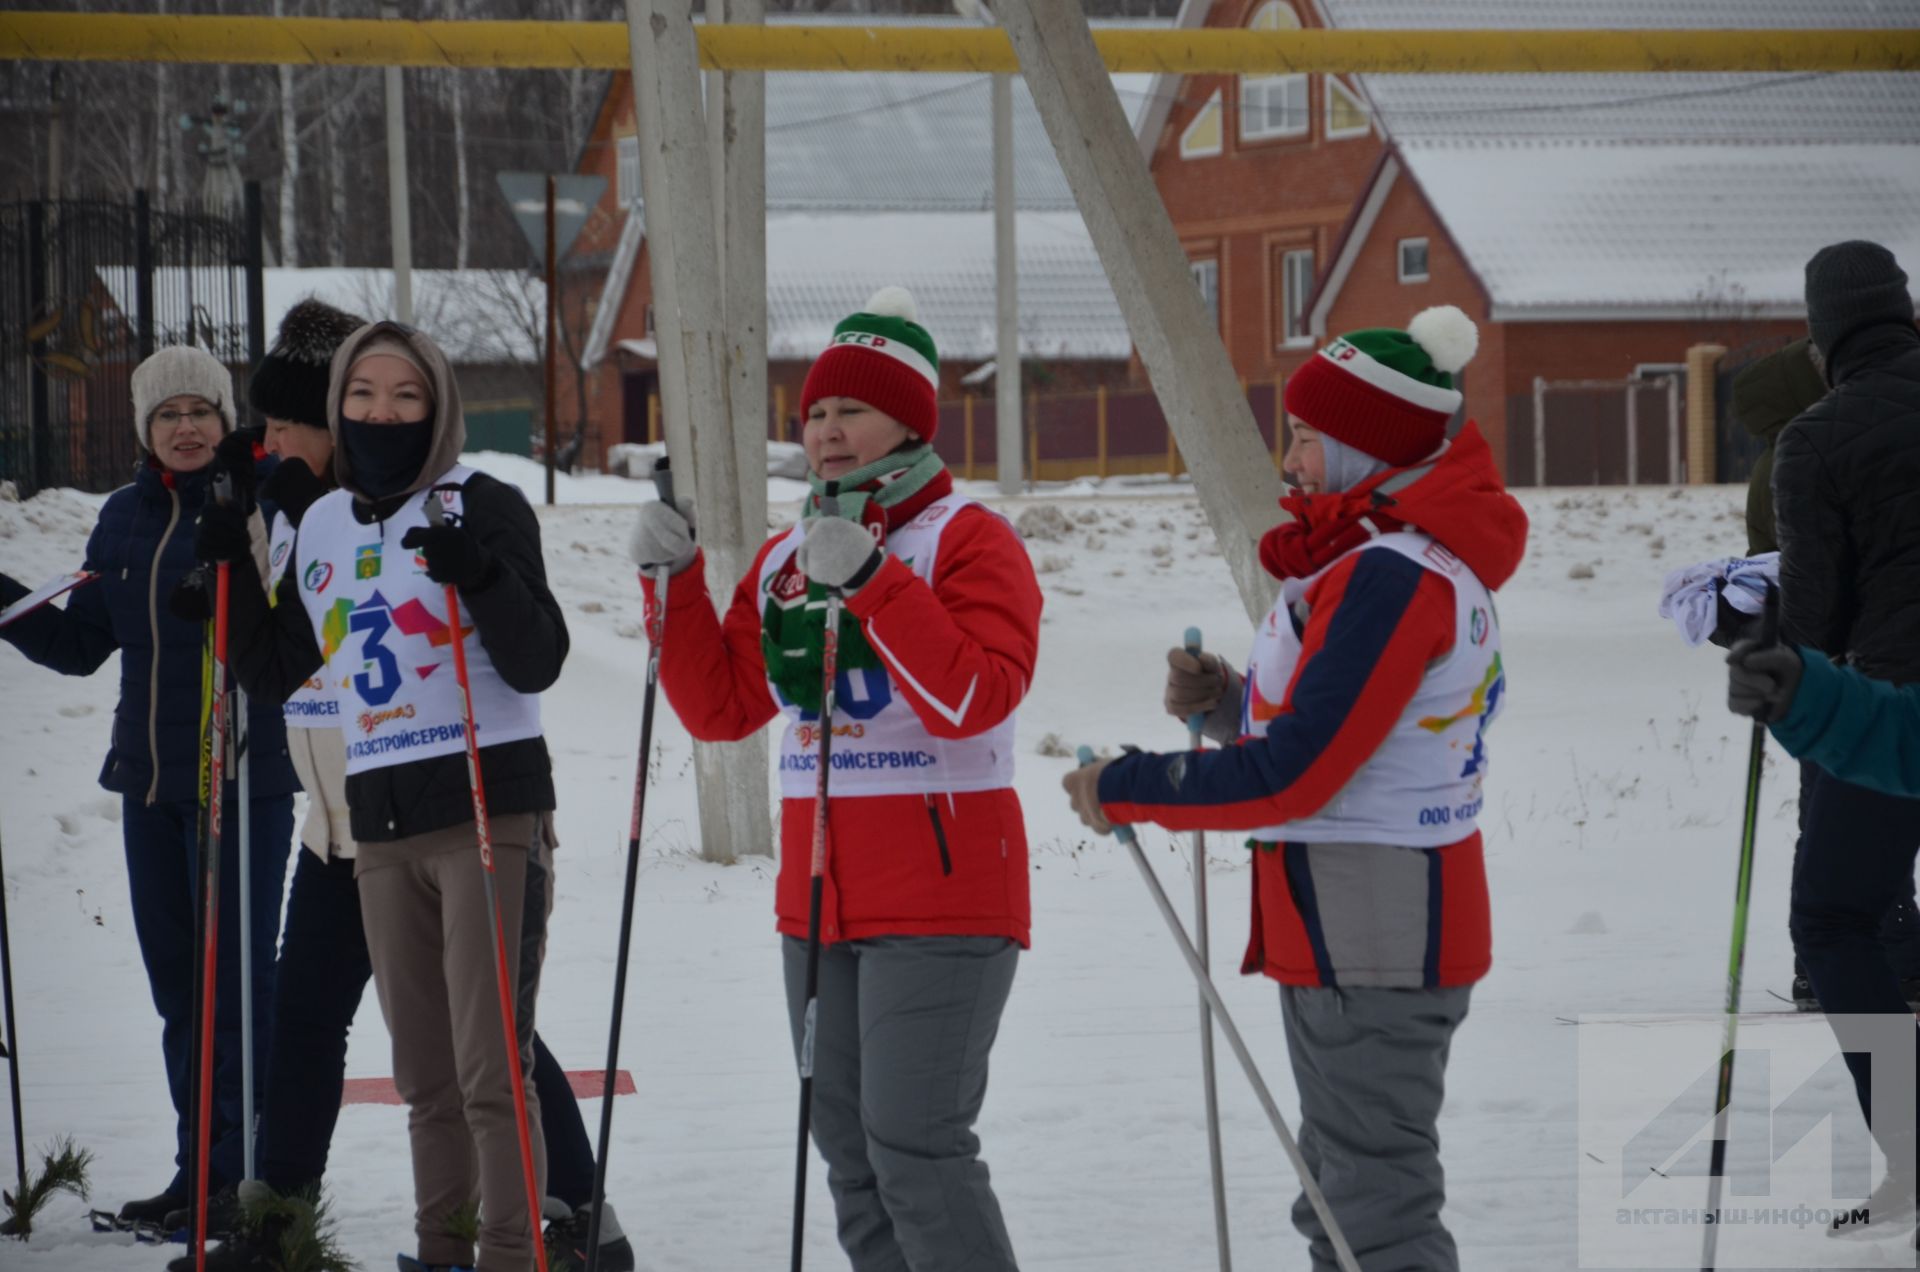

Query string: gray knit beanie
130 346 238 448
1804 240 1914 366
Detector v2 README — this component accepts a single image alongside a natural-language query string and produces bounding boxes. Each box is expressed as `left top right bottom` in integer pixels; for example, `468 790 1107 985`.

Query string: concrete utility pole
626 0 772 862
382 0 413 324
993 71 1021 495
997 0 1284 622
711 0 770 546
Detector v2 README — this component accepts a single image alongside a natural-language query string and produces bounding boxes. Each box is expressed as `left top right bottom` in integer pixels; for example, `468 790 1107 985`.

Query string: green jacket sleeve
1771 651 1920 798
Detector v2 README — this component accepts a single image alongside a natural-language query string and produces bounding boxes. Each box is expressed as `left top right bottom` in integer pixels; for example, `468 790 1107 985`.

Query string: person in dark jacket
1734 338 1826 557
0 346 297 1228
201 320 568 1272
1770 239 1920 1232
182 300 629 1272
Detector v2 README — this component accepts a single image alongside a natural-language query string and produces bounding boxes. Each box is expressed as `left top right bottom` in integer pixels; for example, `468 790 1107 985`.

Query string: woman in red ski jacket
628 288 1039 1272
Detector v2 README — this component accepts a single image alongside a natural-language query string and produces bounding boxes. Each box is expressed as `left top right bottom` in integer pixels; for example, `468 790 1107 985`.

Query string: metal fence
0 186 265 497
1507 373 1684 488
1712 335 1801 485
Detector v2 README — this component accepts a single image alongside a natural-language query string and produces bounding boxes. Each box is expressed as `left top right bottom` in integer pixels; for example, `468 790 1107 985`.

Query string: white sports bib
762 494 1017 798
294 466 543 776
1240 532 1504 847
268 509 339 730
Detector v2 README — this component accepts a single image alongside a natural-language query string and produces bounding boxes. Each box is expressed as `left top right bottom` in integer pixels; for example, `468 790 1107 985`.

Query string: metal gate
0 186 265 497
1508 374 1684 488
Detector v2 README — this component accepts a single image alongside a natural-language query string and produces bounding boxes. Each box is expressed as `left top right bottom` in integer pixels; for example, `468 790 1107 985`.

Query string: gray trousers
1281 984 1473 1272
360 814 553 1272
782 936 1021 1272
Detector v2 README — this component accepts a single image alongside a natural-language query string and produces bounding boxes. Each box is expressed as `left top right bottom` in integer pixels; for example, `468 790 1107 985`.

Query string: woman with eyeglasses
0 346 298 1234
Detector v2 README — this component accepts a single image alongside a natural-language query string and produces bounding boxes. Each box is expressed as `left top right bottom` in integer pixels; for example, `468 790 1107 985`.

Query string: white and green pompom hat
1283 305 1479 466
800 286 942 442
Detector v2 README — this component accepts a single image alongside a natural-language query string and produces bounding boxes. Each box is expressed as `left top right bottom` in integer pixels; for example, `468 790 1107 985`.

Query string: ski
0 570 97 631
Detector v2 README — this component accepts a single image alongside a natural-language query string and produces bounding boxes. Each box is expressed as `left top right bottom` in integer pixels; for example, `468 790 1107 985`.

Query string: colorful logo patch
355 544 382 580
270 540 292 570
303 560 334 593
1470 607 1490 647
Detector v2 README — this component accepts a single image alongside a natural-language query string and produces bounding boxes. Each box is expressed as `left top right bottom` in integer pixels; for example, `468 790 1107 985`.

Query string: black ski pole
1701 582 1779 1272
791 481 846 1272
0 820 26 1213
585 459 676 1272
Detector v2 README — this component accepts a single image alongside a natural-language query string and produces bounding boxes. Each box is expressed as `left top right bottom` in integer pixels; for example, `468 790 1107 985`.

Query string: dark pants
121 792 295 1197
1793 761 1920 987
258 847 596 1208
1789 762 1920 1133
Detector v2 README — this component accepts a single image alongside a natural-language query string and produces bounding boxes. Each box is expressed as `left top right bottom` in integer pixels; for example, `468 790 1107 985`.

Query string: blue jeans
260 848 596 1207
121 791 294 1196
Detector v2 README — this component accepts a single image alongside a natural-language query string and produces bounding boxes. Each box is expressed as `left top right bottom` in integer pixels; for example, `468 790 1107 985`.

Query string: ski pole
1076 747 1361 1272
237 688 253 1185
1182 628 1231 1272
424 495 550 1272
1701 583 1778 1272
585 459 677 1272
792 481 846 1272
193 496 236 1272
0 820 26 1216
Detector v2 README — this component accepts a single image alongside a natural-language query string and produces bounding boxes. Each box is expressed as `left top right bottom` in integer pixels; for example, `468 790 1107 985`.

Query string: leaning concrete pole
998 0 1283 622
626 0 773 862
714 0 770 551
993 70 1022 496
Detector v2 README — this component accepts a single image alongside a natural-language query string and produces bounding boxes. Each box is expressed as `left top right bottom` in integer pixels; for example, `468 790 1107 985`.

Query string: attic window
1326 78 1370 140
616 136 640 209
1398 238 1430 284
1240 2 1309 143
1181 90 1224 159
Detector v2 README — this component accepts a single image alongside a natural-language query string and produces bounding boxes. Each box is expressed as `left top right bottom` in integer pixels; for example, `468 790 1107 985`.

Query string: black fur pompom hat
248 297 366 428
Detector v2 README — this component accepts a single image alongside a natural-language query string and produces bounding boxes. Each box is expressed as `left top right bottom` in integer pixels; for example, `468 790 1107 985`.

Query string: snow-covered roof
95 267 547 364
1300 0 1920 321
761 211 1129 362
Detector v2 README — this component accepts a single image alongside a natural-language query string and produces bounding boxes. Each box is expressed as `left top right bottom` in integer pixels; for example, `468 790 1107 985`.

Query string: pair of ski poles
1074 626 1361 1272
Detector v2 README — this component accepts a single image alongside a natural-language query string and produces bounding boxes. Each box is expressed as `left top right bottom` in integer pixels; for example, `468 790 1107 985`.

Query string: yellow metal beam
1 14 1915 74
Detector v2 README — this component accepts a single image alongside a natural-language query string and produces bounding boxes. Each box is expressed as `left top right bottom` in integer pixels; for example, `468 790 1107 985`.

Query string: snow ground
0 480 1906 1271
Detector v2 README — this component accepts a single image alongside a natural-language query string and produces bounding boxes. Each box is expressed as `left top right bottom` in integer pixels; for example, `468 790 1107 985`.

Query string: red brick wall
1149 0 1387 382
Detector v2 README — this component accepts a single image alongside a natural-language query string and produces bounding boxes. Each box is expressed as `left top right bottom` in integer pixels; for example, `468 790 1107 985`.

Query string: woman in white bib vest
628 288 1041 1272
1065 308 1529 1272
199 320 569 1272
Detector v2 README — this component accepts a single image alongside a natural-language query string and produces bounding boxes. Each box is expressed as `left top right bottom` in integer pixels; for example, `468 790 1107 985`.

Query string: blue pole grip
1075 745 1137 845
1183 626 1206 737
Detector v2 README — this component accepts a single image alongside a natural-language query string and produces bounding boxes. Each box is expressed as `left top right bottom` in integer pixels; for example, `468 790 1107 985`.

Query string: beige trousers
359 812 554 1272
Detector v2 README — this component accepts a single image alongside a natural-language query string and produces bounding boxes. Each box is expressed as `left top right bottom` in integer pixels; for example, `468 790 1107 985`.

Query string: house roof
1301 0 1920 323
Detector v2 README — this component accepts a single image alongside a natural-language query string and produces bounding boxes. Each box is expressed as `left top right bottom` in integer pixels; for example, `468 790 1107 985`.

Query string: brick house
560 28 1158 472
1144 0 1920 483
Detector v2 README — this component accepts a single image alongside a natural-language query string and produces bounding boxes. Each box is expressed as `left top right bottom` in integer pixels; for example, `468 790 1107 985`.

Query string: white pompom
1406 305 1478 374
863 286 918 322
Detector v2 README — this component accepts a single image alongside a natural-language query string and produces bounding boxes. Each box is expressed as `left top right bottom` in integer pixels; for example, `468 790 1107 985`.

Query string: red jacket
646 500 1042 946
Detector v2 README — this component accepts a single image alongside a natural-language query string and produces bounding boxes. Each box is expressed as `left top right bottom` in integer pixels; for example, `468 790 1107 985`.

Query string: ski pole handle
1183 626 1207 740
652 456 675 509
424 494 446 529
210 469 234 509
818 478 842 521
1076 746 1138 846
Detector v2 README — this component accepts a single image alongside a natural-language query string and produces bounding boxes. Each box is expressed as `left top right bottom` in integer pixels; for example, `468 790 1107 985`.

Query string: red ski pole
424 496 550 1272
192 545 233 1272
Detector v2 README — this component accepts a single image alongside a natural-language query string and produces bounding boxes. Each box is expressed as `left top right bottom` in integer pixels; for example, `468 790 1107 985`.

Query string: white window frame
1190 257 1220 325
1280 248 1314 347
616 136 640 209
1397 237 1430 284
1180 89 1224 160
1325 76 1371 141
1239 1 1309 144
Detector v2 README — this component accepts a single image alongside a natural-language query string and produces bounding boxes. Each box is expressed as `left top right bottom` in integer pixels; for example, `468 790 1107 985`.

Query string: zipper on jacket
145 487 183 806
924 796 953 877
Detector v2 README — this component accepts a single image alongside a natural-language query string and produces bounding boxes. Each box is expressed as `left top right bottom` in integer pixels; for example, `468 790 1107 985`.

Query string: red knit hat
1284 306 1479 466
800 287 941 442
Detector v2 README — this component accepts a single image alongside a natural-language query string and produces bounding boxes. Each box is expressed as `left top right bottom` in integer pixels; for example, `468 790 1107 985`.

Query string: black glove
1727 640 1803 723
194 500 253 565
400 523 494 590
260 456 328 526
211 427 263 514
167 568 215 624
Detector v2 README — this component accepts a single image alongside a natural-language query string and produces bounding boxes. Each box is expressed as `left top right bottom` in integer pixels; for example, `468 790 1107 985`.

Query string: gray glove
796 515 884 593
1165 647 1244 745
1727 640 1803 724
628 499 697 575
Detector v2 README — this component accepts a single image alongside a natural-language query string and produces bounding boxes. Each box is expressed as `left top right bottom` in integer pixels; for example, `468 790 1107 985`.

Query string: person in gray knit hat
0 344 297 1232
1761 239 1920 1237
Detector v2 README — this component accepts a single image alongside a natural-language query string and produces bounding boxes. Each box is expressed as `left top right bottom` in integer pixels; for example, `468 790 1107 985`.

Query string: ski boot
163 1183 295 1272
397 1256 476 1272
89 1188 186 1236
1791 973 1819 1012
543 1196 636 1272
159 1185 241 1244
